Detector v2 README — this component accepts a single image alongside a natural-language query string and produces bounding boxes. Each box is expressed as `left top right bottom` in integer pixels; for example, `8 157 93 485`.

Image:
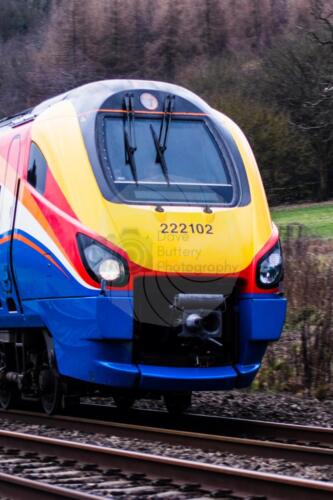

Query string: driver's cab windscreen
103 117 235 205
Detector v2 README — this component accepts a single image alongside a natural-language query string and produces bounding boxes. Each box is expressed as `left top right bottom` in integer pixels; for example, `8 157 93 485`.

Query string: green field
271 201 333 238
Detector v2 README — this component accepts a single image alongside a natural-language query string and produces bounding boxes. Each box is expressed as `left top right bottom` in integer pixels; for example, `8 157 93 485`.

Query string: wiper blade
124 130 138 184
149 95 175 185
123 94 138 184
150 124 170 184
159 94 175 152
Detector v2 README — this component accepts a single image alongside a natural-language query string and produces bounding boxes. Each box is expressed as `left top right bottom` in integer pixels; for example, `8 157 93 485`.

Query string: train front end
23 81 287 408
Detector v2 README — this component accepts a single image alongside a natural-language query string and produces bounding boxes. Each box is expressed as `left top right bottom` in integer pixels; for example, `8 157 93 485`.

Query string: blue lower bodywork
0 232 288 391
20 291 287 392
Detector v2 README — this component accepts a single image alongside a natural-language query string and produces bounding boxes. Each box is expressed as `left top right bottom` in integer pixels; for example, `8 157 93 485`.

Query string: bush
255 224 333 398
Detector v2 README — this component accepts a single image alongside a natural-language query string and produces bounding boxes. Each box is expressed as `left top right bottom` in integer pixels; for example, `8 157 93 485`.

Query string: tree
0 0 51 42
210 90 315 204
269 0 289 36
26 0 96 101
244 0 270 50
147 0 187 80
263 32 333 200
199 0 228 57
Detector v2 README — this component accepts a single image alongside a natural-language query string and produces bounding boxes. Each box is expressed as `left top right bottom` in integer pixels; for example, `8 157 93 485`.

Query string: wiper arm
159 94 175 152
124 130 138 184
149 95 175 185
123 94 138 184
150 124 170 184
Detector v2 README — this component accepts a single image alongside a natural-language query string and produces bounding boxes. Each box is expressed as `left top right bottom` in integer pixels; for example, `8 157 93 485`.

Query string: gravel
1 389 333 496
133 390 333 427
0 393 333 485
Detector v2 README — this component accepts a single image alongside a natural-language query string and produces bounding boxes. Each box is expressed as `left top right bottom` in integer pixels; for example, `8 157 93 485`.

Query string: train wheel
164 391 192 415
0 379 19 409
39 368 62 415
0 345 19 410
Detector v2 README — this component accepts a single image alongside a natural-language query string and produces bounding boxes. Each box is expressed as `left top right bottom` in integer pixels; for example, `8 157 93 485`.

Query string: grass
272 201 333 238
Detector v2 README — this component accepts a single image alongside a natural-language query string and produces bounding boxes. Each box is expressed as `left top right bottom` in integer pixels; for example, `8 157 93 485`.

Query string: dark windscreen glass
104 117 235 204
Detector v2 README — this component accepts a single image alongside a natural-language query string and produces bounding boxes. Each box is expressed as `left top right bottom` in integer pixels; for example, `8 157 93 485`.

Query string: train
0 80 287 414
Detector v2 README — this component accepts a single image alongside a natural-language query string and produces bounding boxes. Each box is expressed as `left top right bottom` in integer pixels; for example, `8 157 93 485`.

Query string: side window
27 143 48 194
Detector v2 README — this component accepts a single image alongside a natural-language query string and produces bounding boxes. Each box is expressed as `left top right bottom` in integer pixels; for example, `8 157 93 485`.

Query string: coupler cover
173 294 225 339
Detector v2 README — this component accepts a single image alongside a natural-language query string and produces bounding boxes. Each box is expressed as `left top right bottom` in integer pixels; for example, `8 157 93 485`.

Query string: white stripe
12 191 97 290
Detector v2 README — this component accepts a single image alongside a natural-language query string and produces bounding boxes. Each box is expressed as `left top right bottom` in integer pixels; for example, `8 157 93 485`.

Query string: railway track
1 407 333 466
0 406 333 498
80 402 333 446
0 426 332 499
0 472 101 500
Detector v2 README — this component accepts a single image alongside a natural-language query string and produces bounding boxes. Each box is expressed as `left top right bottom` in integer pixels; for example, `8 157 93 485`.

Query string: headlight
257 241 283 288
98 258 123 281
77 234 128 286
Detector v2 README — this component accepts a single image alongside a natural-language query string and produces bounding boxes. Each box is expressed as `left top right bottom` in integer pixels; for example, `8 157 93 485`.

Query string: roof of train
34 79 212 115
0 80 213 133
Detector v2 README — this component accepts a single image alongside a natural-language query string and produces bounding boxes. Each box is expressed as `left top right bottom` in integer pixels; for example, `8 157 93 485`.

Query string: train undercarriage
0 328 193 415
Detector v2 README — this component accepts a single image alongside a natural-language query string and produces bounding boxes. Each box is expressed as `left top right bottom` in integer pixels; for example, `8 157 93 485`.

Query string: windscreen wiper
159 94 175 152
150 124 170 184
123 94 138 184
150 94 175 184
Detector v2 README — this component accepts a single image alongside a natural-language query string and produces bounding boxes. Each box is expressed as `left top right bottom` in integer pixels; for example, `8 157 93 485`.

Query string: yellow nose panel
102 205 256 274
31 101 273 274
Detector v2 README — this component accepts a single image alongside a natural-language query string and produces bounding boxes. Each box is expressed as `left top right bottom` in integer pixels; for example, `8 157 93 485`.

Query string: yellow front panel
31 101 272 274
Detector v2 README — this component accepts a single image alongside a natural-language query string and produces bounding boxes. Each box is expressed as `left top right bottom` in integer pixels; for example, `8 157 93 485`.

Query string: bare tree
264 31 333 200
310 0 333 46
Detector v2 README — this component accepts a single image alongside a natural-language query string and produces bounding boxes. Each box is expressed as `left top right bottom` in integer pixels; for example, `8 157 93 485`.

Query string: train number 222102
160 223 214 235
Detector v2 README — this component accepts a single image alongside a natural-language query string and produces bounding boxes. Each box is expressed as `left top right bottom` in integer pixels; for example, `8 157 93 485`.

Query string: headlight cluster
257 241 283 288
77 234 128 286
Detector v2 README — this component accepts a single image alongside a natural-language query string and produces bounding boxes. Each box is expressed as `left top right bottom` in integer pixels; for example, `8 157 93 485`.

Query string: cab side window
27 143 48 194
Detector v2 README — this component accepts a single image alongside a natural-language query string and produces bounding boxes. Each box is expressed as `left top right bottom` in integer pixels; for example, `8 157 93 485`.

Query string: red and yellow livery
0 80 286 414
